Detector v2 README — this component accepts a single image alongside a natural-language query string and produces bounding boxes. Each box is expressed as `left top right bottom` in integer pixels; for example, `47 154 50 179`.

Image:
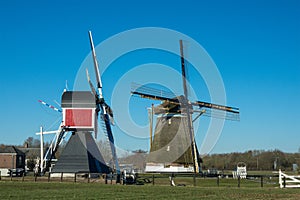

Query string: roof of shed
0 146 25 155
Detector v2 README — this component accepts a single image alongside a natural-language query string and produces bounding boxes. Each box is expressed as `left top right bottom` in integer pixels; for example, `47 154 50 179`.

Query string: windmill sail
179 39 199 174
88 31 120 174
131 84 240 121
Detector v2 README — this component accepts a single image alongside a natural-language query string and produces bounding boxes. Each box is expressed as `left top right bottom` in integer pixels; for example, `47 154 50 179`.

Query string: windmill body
61 91 96 131
145 97 202 173
39 32 119 178
51 91 109 174
145 113 201 173
132 40 239 174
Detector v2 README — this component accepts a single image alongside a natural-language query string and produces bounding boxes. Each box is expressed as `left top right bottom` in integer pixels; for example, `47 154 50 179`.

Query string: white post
279 169 282 188
40 126 44 173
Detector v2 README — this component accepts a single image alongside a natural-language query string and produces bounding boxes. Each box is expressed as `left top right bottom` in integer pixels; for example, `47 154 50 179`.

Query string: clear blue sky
0 0 299 154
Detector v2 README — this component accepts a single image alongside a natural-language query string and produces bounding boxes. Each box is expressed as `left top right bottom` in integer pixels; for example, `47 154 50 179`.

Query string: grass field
0 177 299 200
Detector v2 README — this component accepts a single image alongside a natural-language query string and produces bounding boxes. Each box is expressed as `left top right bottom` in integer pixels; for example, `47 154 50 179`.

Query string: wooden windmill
39 31 119 178
131 40 240 174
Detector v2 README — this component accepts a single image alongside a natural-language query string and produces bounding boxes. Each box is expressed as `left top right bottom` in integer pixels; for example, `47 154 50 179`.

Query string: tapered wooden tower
131 40 240 174
145 97 202 173
52 91 109 174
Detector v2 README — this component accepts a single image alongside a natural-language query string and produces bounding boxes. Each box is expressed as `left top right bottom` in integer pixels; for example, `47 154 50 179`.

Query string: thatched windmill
131 40 240 175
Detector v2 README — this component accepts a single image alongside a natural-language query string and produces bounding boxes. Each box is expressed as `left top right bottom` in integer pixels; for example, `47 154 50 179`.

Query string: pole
149 104 154 149
11 154 15 172
40 126 44 173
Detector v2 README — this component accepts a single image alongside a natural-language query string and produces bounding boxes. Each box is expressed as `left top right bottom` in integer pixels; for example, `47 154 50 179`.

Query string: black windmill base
51 131 110 174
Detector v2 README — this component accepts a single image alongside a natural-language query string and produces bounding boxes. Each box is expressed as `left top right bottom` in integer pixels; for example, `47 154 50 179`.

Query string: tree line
201 149 300 171
2 137 300 172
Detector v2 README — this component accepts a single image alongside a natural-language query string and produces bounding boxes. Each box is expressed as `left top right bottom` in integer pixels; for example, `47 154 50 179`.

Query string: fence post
60 172 63 182
48 172 50 182
217 176 220 187
117 173 121 184
260 176 263 187
22 172 25 182
0 170 1 180
237 176 240 188
74 173 77 183
88 173 90 183
152 174 155 185
283 176 286 188
279 169 282 188
110 173 113 184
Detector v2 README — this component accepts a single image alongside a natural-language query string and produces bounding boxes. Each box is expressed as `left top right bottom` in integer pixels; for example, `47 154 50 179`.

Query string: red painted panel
65 109 93 127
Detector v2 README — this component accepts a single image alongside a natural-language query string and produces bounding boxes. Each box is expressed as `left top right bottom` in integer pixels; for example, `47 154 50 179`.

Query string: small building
0 146 25 176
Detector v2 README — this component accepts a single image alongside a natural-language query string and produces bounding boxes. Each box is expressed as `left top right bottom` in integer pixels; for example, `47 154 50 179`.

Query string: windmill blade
131 83 178 103
193 100 240 114
94 114 98 139
180 40 199 174
200 108 240 121
88 31 103 96
192 110 206 122
85 68 98 98
101 113 119 173
180 39 189 99
38 100 62 113
104 102 115 125
88 31 120 175
131 90 179 103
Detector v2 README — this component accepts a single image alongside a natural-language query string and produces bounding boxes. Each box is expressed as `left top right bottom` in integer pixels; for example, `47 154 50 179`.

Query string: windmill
131 40 240 176
37 31 119 179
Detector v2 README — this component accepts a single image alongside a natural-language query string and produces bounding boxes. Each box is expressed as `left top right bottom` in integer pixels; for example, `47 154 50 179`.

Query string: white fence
279 169 300 188
0 169 10 177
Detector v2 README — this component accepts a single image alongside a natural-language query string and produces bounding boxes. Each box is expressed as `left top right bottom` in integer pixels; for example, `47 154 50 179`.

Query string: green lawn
0 180 299 200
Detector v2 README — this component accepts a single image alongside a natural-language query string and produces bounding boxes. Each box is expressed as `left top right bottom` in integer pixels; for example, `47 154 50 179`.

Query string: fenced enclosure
0 171 281 188
1 177 300 200
1 171 300 200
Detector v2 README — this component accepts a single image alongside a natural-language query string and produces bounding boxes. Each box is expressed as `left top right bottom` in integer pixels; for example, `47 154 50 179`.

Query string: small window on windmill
61 91 96 131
